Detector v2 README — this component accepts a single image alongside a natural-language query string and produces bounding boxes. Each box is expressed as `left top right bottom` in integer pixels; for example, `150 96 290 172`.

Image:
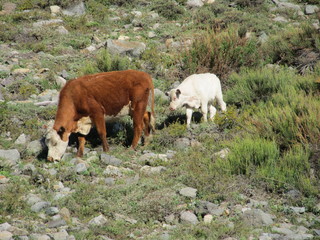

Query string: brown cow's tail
149 88 156 132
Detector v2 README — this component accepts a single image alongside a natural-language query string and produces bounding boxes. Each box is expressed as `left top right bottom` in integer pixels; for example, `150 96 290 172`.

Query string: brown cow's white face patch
46 129 69 162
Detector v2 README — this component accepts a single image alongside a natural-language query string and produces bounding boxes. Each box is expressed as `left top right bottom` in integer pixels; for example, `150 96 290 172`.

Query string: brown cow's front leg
92 113 109 152
77 135 86 157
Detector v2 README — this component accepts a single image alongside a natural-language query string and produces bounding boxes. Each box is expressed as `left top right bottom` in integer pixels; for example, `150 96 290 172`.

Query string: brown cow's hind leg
91 113 109 152
131 102 147 149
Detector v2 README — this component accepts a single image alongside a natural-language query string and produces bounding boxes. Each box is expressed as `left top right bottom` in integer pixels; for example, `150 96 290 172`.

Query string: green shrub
81 49 133 75
225 67 297 106
152 0 185 20
252 92 320 149
261 24 320 71
181 26 260 80
225 136 279 175
257 145 316 195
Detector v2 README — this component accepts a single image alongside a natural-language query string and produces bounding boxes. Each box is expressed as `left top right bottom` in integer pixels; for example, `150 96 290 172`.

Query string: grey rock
26 194 43 206
186 0 204 7
50 230 69 240
286 233 313 240
290 206 305 214
29 234 51 240
88 214 108 226
62 1 86 16
272 226 295 235
195 201 219 216
140 166 167 175
242 209 274 227
105 177 115 186
56 26 69 35
180 211 199 225
33 19 64 28
100 154 122 166
0 231 13 240
305 5 319 15
45 207 59 216
47 219 67 228
179 187 197 198
0 223 11 231
31 201 51 212
0 149 20 165
259 32 269 44
106 39 146 57
22 164 37 175
174 138 190 149
75 163 87 173
273 16 288 23
286 189 302 199
15 134 27 145
26 140 43 155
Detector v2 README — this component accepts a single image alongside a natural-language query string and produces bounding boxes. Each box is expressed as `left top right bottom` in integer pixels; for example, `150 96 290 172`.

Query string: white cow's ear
176 89 181 97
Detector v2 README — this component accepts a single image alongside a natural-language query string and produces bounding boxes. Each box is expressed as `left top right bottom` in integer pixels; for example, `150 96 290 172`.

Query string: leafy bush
181 26 260 80
152 0 185 20
261 24 320 72
225 67 297 106
225 136 279 175
81 49 133 75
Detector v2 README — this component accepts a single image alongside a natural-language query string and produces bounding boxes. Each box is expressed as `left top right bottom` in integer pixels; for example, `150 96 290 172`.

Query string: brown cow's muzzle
47 156 54 162
169 107 175 111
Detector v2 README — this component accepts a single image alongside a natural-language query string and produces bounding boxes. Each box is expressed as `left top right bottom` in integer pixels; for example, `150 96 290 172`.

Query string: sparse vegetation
0 0 320 239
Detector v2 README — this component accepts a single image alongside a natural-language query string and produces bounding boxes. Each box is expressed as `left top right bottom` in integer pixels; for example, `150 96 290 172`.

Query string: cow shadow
157 112 203 130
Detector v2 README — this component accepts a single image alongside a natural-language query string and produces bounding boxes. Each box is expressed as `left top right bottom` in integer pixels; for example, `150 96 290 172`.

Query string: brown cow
46 70 155 162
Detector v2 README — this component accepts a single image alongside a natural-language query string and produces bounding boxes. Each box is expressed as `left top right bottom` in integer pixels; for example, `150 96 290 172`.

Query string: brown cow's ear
57 126 65 139
176 89 181 97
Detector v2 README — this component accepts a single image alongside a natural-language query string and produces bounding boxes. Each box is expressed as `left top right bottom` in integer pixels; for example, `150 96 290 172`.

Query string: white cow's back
177 73 221 99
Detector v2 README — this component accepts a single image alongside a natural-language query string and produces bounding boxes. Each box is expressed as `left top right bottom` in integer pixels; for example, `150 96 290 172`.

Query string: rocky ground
0 0 320 239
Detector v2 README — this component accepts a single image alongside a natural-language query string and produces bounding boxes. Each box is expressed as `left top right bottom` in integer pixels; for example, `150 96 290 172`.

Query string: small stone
15 134 27 145
180 211 199 225
55 76 66 87
31 201 51 212
203 214 213 224
105 177 115 186
290 206 306 214
100 154 122 166
47 219 67 228
75 162 87 173
51 230 69 240
140 166 167 175
45 207 59 216
179 187 197 198
59 207 71 222
88 214 108 226
50 5 61 15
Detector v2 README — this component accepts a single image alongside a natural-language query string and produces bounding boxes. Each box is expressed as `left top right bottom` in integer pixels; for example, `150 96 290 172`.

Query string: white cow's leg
186 108 193 128
201 102 208 122
209 105 217 120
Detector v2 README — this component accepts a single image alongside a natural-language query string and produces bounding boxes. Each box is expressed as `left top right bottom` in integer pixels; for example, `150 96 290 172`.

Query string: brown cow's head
45 125 70 162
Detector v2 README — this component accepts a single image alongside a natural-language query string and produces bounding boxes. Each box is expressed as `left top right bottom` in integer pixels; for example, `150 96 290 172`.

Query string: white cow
166 73 226 128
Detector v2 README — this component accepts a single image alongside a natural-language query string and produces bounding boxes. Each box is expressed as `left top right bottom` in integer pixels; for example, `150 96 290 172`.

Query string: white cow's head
45 124 70 162
166 89 183 111
166 89 200 110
